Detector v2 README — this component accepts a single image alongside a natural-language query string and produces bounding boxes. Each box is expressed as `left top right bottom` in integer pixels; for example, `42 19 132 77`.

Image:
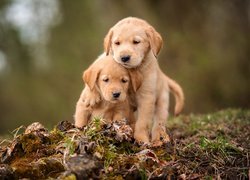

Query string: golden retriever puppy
74 54 141 128
103 17 185 144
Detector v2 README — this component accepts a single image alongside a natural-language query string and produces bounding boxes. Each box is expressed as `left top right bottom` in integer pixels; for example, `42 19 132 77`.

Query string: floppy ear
146 26 163 57
128 69 143 92
104 29 113 55
83 65 101 90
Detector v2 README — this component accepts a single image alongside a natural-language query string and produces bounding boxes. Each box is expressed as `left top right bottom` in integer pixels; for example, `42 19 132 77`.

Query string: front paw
134 130 150 144
151 127 170 146
82 94 101 107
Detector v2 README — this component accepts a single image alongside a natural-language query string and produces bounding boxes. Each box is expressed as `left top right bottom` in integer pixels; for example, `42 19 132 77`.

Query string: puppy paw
134 131 150 144
151 128 171 147
151 140 163 147
82 92 101 107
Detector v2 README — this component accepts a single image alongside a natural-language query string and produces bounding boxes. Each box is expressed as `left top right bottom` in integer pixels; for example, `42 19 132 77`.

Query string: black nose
112 92 121 98
121 55 130 62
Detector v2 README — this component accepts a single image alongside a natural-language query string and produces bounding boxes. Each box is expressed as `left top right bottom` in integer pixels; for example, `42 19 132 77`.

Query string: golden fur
74 54 141 128
103 17 184 144
80 17 184 144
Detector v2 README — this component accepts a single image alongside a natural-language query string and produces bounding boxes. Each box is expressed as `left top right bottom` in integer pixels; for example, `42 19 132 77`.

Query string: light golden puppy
103 17 185 144
74 54 141 128
82 17 184 145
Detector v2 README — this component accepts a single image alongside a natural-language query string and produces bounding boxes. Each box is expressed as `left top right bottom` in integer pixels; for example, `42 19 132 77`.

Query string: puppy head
98 62 130 103
84 56 138 103
104 17 163 68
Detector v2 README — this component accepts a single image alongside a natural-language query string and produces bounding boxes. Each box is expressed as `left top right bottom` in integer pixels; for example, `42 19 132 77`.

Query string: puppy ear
83 64 100 90
104 29 113 56
146 26 163 57
128 69 143 92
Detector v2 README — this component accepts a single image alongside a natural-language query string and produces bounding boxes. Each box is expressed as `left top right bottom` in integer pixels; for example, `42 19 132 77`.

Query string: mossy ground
0 108 249 179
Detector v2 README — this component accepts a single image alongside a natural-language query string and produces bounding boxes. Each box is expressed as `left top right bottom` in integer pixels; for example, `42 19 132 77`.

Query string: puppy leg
113 110 136 131
113 112 124 122
74 89 92 128
128 111 136 132
151 90 170 145
82 85 101 107
134 94 155 143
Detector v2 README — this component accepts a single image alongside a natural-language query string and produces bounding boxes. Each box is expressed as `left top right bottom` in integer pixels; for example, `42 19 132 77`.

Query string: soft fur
74 54 141 128
82 17 184 144
104 17 184 144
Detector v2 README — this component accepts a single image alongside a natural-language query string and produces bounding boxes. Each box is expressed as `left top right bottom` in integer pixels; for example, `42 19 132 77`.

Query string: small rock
65 154 102 179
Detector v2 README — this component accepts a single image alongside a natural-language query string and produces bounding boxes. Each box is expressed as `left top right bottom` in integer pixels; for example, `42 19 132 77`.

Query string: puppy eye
121 79 128 83
133 40 140 44
103 78 109 82
114 41 120 45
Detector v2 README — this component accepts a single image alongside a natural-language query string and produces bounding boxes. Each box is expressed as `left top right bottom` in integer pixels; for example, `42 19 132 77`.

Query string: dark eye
133 40 140 44
114 41 120 45
103 78 109 82
121 78 128 83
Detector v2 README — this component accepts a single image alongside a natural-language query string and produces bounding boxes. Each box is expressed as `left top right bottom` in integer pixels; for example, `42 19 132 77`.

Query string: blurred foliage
0 0 249 134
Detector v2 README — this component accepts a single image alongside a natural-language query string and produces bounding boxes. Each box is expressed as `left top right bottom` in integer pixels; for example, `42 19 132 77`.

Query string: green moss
1 109 249 179
19 133 43 153
199 136 242 156
48 128 65 144
104 149 117 171
63 137 77 155
11 157 64 179
59 174 77 180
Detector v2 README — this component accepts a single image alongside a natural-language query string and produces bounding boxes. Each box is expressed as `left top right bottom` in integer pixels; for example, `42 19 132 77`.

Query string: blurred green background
0 0 249 134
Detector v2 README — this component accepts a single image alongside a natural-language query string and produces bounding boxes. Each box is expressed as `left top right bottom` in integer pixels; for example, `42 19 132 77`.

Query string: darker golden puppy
74 54 141 128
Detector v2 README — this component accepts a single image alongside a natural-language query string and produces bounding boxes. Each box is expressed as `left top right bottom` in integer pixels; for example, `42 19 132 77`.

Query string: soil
0 109 249 179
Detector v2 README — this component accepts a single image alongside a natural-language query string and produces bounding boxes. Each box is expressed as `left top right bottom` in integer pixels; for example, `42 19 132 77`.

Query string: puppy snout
112 92 121 98
121 55 131 63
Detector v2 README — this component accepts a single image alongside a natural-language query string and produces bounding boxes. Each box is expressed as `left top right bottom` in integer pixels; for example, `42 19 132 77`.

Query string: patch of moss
19 133 43 153
47 128 65 144
1 109 249 179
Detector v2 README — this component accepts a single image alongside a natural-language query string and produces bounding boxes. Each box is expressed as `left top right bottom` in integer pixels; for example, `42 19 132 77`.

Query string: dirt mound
0 109 249 179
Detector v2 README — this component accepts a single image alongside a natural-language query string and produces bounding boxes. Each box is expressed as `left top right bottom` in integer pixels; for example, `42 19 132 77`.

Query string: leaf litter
0 109 249 179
